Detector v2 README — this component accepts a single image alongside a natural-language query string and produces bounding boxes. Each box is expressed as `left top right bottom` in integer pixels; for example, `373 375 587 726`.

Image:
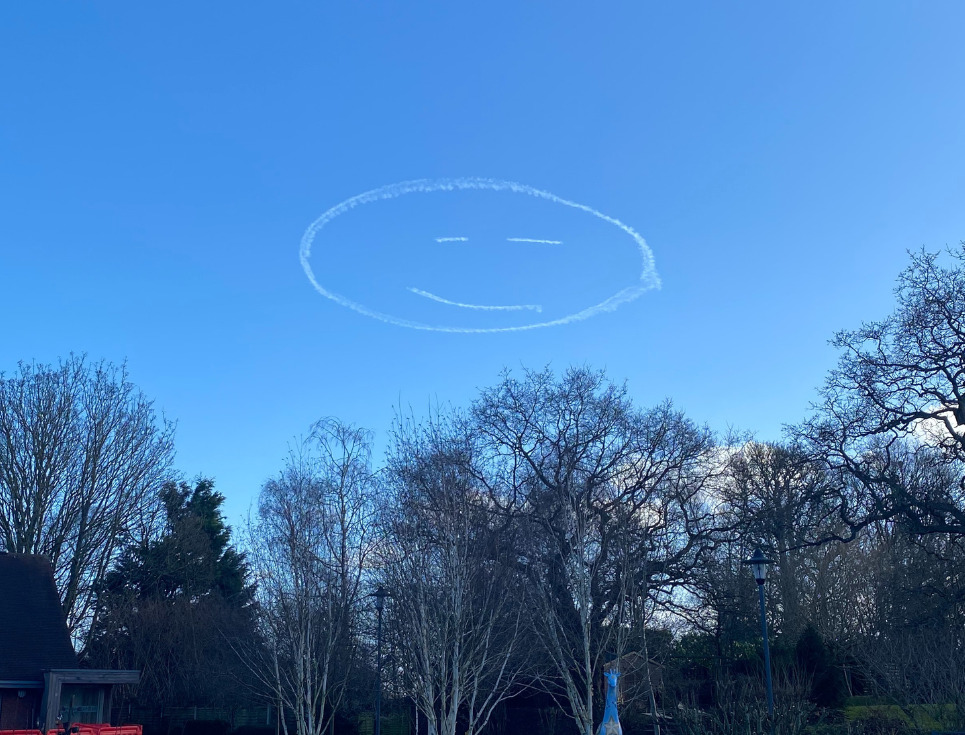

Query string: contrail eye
435 236 469 243
507 238 563 245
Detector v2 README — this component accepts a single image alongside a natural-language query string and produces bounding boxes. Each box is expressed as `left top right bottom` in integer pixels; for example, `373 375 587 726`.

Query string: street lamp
742 548 775 732
369 586 390 735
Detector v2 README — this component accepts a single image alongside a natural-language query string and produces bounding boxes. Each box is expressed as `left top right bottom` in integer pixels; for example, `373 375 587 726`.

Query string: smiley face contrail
299 177 660 333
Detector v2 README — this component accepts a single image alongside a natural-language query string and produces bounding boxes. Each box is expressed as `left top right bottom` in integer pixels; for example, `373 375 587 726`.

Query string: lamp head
371 585 389 612
742 547 775 585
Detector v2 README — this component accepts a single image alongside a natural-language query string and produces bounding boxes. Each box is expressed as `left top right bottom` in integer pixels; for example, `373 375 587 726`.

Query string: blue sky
2 3 964 524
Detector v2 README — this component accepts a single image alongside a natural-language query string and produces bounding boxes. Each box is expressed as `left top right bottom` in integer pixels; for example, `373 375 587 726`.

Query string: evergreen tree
795 625 845 708
87 479 259 707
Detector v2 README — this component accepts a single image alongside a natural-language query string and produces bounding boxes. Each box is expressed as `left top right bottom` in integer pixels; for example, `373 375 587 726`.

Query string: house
610 650 665 702
0 553 138 730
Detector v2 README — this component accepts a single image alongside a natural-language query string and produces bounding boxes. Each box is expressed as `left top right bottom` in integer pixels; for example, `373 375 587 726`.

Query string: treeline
1 245 963 735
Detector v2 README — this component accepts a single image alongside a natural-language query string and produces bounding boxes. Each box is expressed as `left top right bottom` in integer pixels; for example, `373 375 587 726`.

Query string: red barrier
46 727 98 735
47 728 96 735
16 723 141 735
43 724 138 735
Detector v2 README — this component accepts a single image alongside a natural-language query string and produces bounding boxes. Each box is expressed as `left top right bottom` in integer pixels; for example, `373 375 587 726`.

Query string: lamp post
742 548 775 733
370 586 390 735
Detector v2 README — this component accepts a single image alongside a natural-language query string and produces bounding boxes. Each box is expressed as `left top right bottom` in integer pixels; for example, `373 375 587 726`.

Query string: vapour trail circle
299 178 661 333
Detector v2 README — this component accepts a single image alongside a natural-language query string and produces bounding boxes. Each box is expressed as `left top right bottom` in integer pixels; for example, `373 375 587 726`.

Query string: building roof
0 553 78 682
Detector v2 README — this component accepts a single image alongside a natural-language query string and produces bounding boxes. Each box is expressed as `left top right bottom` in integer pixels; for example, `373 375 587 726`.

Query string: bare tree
721 442 843 639
471 367 718 735
797 245 965 539
379 413 527 735
248 419 377 735
0 355 174 647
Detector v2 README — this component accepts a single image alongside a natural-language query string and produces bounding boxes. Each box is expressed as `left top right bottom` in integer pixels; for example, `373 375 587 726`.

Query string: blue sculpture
598 669 622 735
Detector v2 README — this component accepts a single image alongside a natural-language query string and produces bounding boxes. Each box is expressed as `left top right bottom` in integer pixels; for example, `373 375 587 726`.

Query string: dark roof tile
0 554 78 681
